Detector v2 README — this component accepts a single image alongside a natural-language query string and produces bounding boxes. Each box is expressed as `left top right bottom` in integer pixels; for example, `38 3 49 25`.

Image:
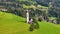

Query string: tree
29 17 39 31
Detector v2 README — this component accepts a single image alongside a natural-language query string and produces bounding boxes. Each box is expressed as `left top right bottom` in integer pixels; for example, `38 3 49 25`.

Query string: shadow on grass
16 20 26 23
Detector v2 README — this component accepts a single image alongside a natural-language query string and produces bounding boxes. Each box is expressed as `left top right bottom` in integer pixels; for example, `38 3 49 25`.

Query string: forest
0 0 60 34
0 0 60 24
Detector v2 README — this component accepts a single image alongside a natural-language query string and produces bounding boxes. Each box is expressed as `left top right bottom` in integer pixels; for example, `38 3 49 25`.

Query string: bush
29 18 39 31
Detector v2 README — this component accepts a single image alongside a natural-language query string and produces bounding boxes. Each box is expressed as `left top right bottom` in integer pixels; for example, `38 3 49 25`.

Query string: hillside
0 12 60 34
0 0 60 24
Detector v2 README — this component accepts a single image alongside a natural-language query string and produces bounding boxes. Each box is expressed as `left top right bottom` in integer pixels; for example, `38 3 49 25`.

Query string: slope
0 11 60 34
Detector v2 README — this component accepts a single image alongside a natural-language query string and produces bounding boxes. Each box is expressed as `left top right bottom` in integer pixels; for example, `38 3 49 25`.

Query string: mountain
0 0 60 24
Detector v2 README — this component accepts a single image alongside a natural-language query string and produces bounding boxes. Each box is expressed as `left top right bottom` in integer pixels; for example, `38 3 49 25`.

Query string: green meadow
0 12 60 34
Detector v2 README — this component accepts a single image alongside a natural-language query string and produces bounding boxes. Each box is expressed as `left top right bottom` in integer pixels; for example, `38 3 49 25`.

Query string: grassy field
0 12 60 34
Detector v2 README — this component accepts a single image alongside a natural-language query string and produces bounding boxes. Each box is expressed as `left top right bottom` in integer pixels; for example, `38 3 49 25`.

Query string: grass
0 11 60 34
49 17 57 20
